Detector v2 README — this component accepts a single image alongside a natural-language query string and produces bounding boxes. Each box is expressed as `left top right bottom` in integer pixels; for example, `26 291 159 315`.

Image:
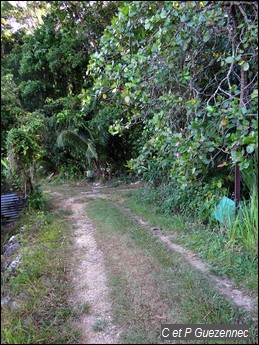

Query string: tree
87 1 258 191
1 1 120 185
6 112 45 195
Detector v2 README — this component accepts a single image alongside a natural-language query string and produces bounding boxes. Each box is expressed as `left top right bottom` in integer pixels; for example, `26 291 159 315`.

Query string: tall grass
226 153 258 257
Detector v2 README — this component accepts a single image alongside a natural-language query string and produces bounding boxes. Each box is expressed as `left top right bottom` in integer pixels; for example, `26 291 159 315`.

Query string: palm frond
57 130 97 160
85 142 98 163
94 127 110 147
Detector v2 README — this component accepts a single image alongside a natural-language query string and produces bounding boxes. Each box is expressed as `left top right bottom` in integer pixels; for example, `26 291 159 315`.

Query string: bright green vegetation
226 157 258 259
1 208 81 344
1 1 126 194
87 198 258 344
89 1 258 190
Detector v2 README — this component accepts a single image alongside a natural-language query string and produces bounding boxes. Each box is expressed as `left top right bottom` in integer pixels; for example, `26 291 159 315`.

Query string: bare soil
46 189 121 344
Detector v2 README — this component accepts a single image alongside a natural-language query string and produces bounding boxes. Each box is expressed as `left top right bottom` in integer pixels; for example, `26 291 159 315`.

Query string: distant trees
1 1 120 192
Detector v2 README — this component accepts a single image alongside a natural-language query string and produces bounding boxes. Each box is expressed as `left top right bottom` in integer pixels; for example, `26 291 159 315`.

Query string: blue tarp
212 196 236 226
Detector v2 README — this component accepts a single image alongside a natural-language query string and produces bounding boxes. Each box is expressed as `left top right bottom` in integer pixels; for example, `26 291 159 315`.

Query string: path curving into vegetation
2 1 258 343
2 182 257 344
44 183 257 344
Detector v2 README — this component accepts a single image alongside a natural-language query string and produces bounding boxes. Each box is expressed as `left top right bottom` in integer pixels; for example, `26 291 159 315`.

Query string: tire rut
116 202 257 314
47 191 121 344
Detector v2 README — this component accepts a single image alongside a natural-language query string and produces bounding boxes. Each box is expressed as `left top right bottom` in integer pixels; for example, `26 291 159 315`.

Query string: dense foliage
1 1 258 227
1 1 120 192
1 6 257 344
88 1 258 186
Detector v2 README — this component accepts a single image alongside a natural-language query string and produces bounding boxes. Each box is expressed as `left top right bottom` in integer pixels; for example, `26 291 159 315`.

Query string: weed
78 302 91 314
27 186 48 211
105 175 139 188
56 209 74 217
132 181 226 222
126 191 258 294
92 319 106 332
226 159 258 257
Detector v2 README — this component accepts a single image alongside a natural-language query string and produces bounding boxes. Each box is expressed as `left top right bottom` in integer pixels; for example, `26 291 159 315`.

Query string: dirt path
45 185 257 344
46 190 121 344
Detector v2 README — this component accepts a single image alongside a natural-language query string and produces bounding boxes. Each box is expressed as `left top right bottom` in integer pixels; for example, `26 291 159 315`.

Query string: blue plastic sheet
212 196 236 226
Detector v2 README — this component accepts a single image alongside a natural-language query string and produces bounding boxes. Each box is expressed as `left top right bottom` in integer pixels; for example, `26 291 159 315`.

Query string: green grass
125 193 258 294
226 197 258 258
41 180 90 198
126 193 186 232
78 302 91 314
87 199 258 344
177 228 258 292
227 152 258 256
55 209 74 217
3 181 256 344
1 209 81 344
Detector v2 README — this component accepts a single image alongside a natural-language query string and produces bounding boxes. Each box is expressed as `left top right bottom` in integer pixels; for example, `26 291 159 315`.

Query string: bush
135 179 227 223
59 164 85 180
27 186 47 211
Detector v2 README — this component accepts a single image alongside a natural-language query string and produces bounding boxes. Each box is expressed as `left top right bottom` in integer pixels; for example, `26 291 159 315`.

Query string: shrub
27 186 47 211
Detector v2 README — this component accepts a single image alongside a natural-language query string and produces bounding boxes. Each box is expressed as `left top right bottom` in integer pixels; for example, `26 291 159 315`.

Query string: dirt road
45 184 257 344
